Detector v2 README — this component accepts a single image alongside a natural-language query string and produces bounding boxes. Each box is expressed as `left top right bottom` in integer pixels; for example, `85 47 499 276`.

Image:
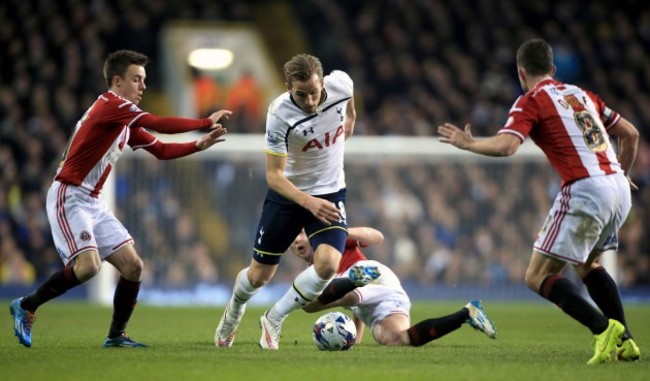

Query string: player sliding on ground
291 226 497 346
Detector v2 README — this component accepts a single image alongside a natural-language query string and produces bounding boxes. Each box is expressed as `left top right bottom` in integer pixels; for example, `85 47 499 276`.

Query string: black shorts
252 188 348 265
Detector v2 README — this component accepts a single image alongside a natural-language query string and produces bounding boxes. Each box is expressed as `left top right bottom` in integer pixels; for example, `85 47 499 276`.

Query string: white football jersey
265 70 353 195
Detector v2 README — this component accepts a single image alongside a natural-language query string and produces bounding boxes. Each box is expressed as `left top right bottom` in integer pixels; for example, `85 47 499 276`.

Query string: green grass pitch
1 300 648 381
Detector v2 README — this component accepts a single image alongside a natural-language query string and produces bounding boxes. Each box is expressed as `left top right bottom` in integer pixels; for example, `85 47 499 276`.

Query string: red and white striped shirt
337 239 368 276
498 79 622 185
56 91 212 197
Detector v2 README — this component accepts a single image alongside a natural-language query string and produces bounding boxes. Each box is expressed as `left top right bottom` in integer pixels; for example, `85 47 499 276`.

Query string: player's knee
524 267 542 291
315 266 337 280
248 275 269 289
373 325 408 346
74 260 102 282
313 260 338 279
121 256 144 280
377 331 407 346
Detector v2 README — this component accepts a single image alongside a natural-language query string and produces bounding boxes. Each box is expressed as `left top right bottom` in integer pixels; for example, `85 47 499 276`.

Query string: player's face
114 64 147 104
290 229 313 262
288 73 323 114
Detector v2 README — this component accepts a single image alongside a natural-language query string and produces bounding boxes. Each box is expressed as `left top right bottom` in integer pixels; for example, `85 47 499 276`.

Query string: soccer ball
312 311 357 351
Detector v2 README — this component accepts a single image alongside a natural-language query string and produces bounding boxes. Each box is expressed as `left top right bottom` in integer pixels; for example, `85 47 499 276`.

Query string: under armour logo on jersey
257 227 265 245
302 126 315 136
336 107 343 122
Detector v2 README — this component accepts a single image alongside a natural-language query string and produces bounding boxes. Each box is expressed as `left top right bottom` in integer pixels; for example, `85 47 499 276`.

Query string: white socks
267 265 330 322
228 267 258 316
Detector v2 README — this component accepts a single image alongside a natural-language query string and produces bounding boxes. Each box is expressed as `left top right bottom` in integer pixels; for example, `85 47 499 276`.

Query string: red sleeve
136 113 212 134
145 141 199 160
129 127 199 160
498 94 538 142
345 239 368 249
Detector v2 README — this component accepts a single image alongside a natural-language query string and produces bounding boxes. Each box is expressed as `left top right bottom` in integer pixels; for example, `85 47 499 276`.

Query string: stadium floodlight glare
187 48 234 70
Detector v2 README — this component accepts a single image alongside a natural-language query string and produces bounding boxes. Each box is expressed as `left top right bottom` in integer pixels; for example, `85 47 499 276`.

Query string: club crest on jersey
129 104 142 113
80 230 92 242
302 125 344 152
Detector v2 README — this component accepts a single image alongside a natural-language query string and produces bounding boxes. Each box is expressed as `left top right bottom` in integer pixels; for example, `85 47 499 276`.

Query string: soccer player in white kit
291 227 497 346
10 50 231 348
438 39 640 364
215 54 356 349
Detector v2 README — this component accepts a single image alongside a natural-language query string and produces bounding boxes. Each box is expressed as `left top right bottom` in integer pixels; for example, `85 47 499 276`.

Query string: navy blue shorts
252 188 348 265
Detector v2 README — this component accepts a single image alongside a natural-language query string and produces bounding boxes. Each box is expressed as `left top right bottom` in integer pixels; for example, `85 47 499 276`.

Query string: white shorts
346 260 412 330
46 181 133 265
534 173 631 264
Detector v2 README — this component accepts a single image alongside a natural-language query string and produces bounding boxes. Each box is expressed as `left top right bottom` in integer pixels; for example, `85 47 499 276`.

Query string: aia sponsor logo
302 125 344 152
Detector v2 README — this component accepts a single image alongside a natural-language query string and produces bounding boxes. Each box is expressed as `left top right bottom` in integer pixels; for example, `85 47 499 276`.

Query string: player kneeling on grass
290 227 497 346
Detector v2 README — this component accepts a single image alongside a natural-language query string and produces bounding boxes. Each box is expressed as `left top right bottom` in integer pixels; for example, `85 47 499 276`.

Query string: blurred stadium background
1 0 649 305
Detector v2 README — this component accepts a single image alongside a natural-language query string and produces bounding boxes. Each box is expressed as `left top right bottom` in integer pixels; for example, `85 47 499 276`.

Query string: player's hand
437 123 474 150
195 125 227 150
207 110 233 127
306 197 341 225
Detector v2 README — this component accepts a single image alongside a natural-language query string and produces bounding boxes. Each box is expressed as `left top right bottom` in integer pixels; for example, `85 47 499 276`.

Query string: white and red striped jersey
265 70 353 195
55 91 156 197
498 79 622 185
336 239 367 276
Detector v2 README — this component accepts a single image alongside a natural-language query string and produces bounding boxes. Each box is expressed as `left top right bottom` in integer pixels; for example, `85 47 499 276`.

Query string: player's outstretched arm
207 110 233 127
138 109 232 134
195 125 228 150
348 227 384 247
437 123 521 157
139 125 227 160
352 314 365 344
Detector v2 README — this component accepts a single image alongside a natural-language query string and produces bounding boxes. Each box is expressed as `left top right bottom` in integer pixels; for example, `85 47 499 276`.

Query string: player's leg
526 252 623 364
530 178 626 364
267 241 341 313
10 252 94 348
262 229 347 349
11 183 99 348
261 242 342 349
103 244 147 348
578 178 639 361
464 300 497 338
372 313 411 346
215 260 277 347
309 259 382 307
578 261 639 361
348 260 382 287
526 252 610 333
404 301 497 346
303 286 361 313
219 194 303 348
